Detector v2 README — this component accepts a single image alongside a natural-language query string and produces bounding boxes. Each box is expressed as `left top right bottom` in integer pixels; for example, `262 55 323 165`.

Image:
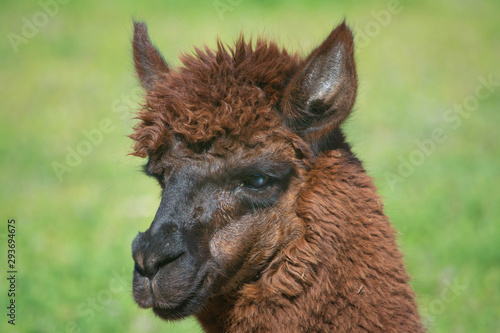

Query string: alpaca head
130 21 357 320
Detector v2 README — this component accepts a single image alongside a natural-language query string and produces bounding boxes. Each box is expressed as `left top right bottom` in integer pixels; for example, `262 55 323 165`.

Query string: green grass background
1 0 499 332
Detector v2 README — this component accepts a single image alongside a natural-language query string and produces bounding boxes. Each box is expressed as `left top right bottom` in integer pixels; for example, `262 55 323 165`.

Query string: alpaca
130 21 424 332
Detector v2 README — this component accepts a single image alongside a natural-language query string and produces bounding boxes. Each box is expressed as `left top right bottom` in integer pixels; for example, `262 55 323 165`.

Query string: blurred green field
1 0 499 332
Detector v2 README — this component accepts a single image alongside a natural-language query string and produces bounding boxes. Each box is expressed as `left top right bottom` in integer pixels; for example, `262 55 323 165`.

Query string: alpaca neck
196 150 423 332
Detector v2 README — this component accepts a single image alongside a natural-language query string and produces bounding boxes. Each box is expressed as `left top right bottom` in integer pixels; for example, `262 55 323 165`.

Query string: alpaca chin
132 254 211 320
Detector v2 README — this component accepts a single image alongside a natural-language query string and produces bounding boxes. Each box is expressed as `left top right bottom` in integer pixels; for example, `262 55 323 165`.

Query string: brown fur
129 21 424 332
130 30 299 158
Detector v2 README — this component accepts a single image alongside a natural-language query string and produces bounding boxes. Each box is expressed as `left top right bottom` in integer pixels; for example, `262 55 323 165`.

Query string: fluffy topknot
130 37 300 157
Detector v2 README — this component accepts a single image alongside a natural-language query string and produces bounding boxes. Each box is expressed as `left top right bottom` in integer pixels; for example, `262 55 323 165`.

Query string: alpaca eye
243 174 269 189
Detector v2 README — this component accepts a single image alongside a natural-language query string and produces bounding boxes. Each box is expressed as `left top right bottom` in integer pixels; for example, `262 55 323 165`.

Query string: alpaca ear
279 22 357 152
133 21 170 91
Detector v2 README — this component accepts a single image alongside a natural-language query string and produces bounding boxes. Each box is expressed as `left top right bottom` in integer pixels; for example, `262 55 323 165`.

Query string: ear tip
323 21 354 52
133 21 156 52
333 21 354 39
131 20 170 90
133 21 148 38
133 21 146 28
339 18 349 27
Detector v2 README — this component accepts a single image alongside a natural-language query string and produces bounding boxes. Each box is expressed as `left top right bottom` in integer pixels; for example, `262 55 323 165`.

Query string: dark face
130 21 357 321
131 135 306 319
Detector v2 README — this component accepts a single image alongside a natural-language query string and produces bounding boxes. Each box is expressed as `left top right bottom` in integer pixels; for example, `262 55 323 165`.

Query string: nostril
140 250 185 279
153 252 184 273
156 252 183 267
134 261 146 277
131 227 186 279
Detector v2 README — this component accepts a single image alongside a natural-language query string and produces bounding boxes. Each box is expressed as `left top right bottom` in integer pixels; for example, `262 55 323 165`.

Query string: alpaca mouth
151 297 197 320
154 270 210 320
133 265 210 320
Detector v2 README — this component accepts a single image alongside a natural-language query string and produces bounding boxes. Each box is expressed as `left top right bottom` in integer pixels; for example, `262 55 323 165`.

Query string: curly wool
130 37 300 157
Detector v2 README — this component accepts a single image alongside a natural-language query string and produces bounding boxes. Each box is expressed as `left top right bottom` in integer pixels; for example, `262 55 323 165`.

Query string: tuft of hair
130 30 300 157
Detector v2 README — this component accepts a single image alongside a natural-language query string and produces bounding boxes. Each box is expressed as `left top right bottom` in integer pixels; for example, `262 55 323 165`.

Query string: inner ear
133 21 170 91
279 22 357 151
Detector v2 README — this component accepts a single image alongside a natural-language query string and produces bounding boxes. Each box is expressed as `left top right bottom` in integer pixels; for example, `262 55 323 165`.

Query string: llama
130 21 424 332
